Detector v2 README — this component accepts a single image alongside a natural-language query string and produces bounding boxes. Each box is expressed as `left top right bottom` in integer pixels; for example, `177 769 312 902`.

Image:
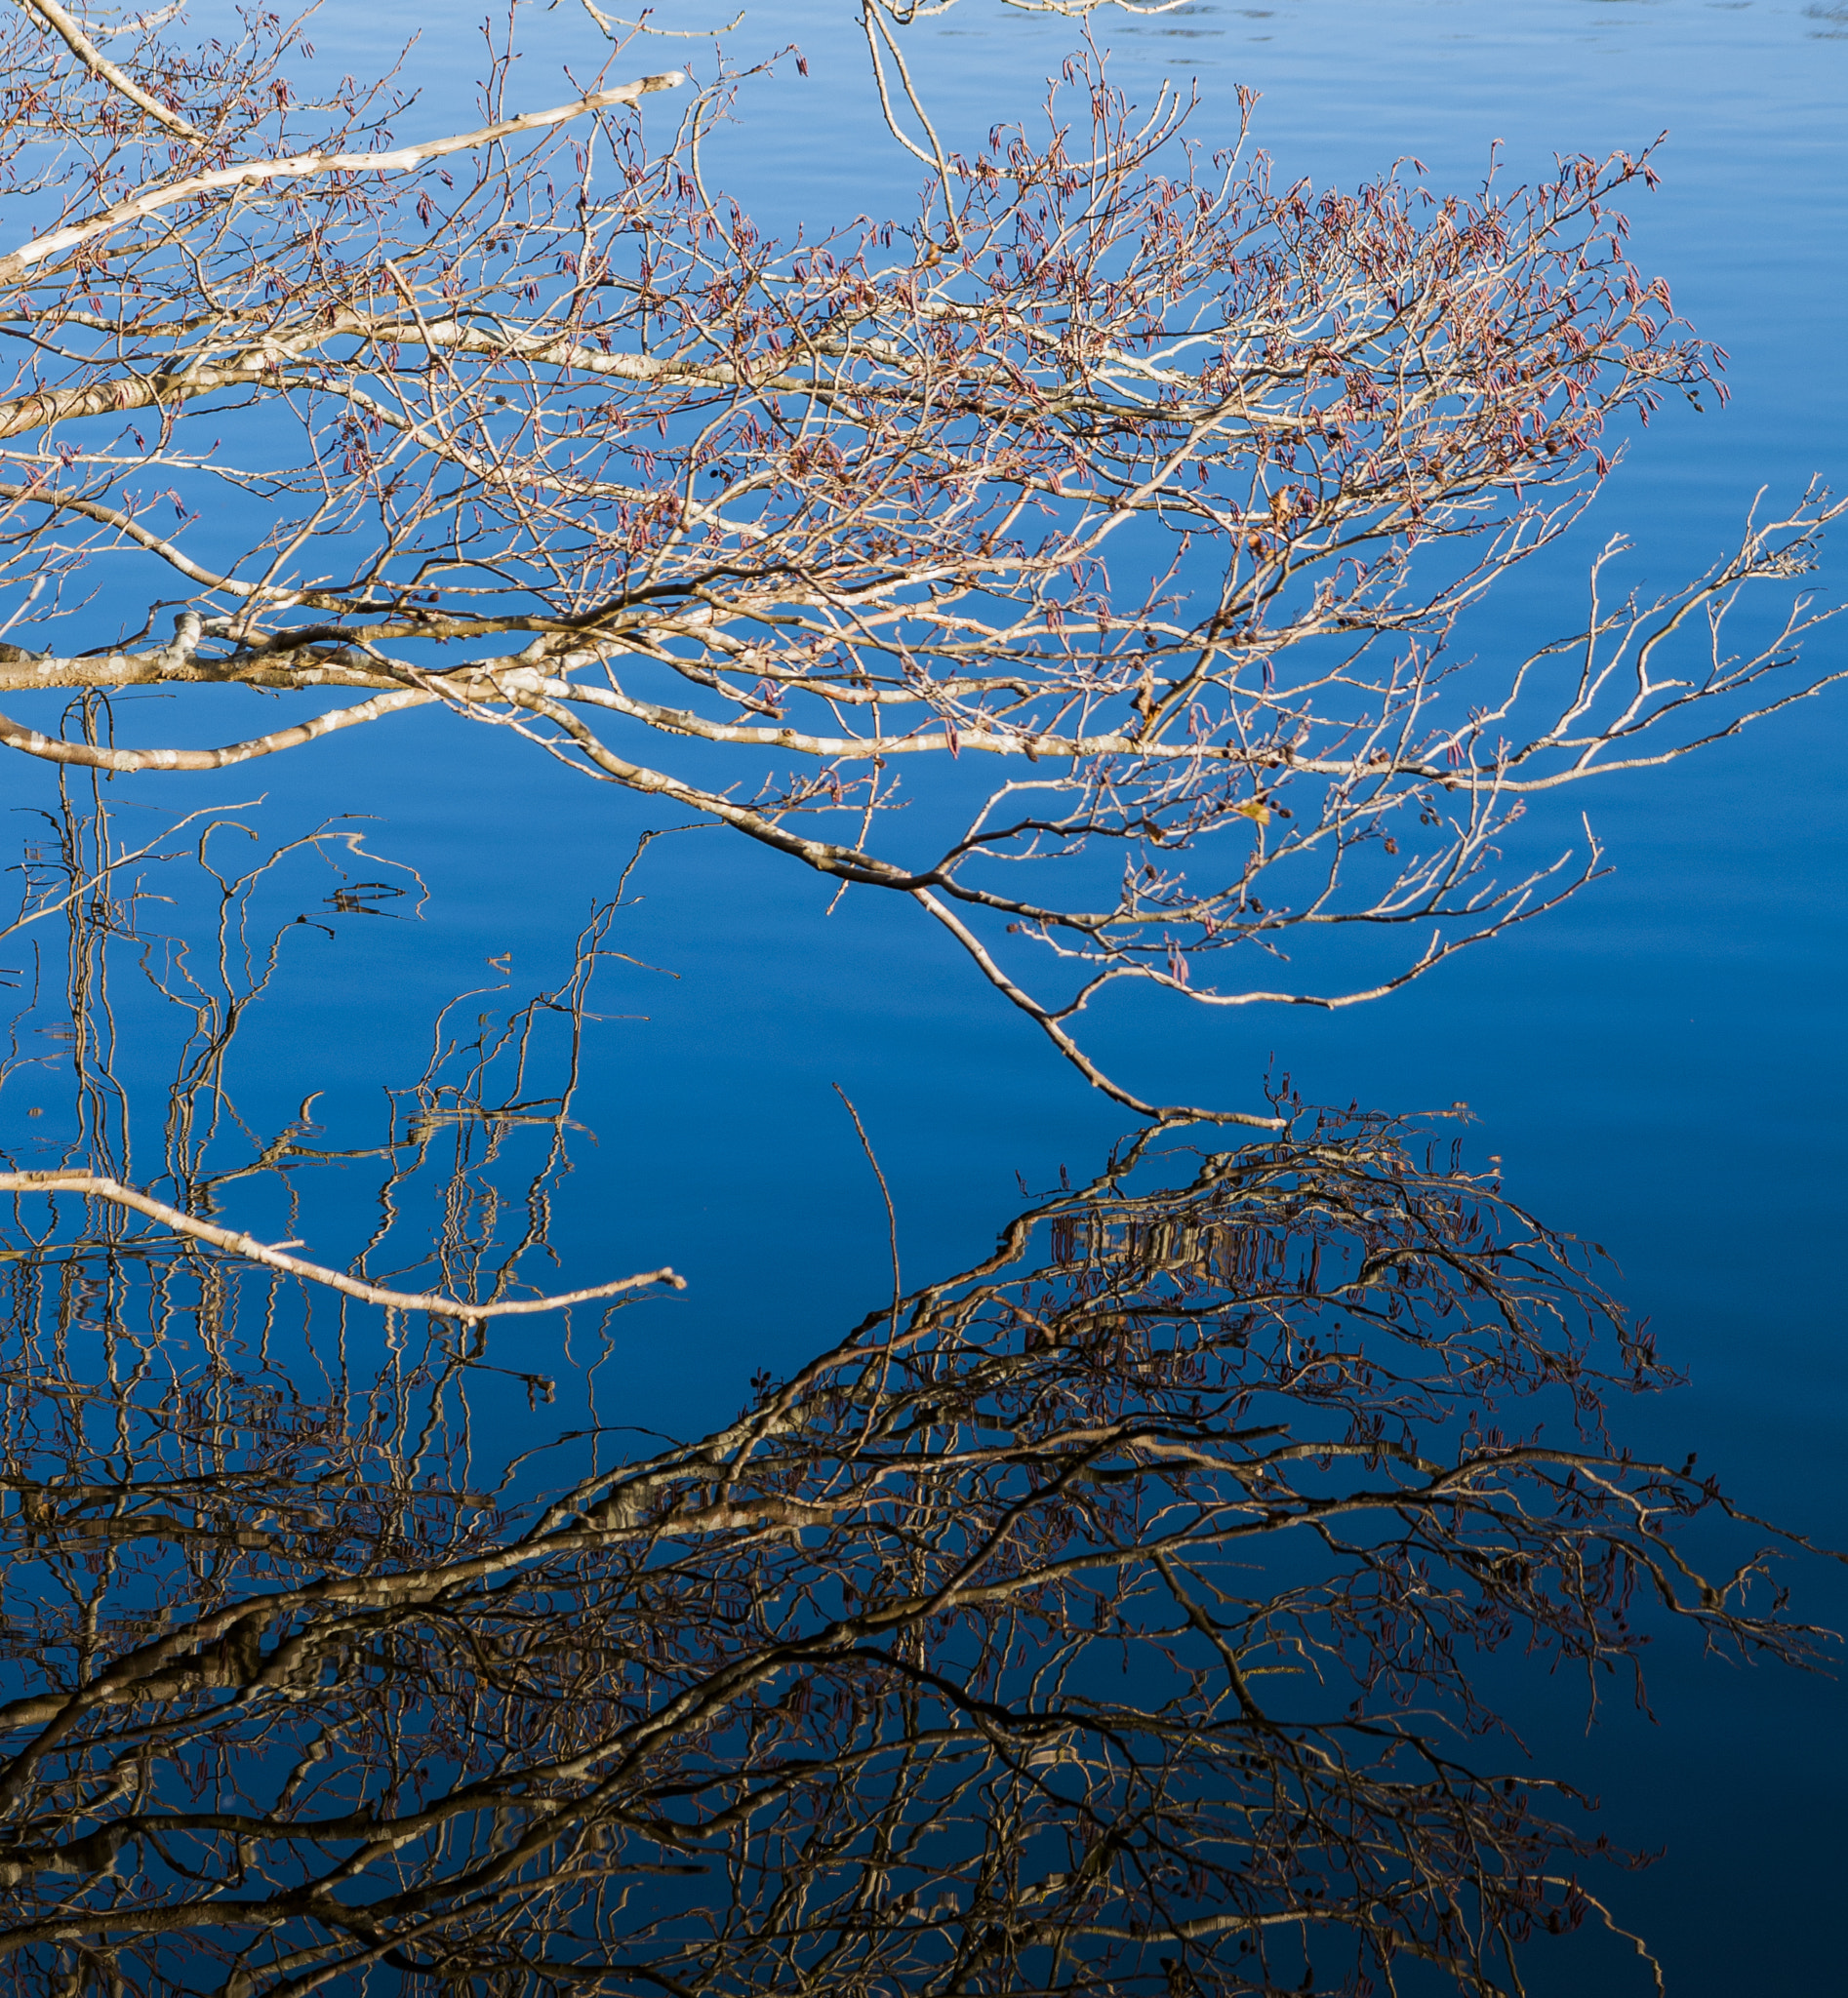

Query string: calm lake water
3 2 1843 1989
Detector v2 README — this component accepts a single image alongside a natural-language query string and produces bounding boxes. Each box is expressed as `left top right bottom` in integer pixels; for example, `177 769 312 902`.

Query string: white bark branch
19 0 204 141
0 1171 685 1317
0 72 687 283
0 687 436 770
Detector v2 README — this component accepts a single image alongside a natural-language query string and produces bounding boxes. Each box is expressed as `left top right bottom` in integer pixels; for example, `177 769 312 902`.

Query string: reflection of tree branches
0 795 1831 1995
1 757 679 1322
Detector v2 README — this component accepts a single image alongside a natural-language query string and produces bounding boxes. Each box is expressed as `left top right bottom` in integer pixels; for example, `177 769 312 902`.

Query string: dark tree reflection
0 783 1828 1996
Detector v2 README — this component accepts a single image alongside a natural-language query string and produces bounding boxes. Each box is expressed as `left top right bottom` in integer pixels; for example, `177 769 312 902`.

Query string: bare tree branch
0 1169 683 1315
0 2 1835 1122
0 72 688 282
17 0 202 141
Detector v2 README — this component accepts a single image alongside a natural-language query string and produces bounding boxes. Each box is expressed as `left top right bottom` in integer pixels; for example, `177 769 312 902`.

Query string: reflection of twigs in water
0 1170 682 1318
1 767 654 1325
0 791 1833 1997
0 801 257 950
3 757 431 1192
0 1103 1833 1995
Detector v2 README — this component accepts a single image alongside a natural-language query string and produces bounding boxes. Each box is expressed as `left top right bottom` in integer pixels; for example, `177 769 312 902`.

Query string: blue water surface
2 3 1842 1989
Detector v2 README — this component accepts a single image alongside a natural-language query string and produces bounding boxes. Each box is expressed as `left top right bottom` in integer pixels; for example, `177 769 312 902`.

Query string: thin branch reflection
0 783 1828 1996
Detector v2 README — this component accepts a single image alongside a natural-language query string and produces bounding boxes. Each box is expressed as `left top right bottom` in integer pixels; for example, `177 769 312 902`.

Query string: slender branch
0 689 437 770
18 0 204 141
912 887 1285 1128
0 1171 684 1316
0 72 687 283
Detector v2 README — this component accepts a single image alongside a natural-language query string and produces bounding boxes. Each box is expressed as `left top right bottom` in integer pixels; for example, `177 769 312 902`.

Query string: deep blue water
2 2 1843 1989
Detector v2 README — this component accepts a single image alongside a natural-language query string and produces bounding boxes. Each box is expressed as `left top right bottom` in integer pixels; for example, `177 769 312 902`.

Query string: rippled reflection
0 789 1825 1996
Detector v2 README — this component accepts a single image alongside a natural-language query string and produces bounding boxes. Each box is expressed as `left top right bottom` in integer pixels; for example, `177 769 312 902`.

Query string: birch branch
0 71 687 283
20 0 205 141
0 687 437 769
0 1170 684 1316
